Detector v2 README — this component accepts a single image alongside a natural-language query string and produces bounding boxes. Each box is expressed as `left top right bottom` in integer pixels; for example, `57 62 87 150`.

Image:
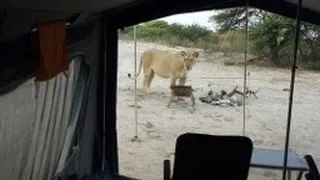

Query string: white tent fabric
0 56 88 180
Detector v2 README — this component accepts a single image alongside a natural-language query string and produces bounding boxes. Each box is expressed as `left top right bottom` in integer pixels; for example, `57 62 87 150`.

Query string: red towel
34 20 68 81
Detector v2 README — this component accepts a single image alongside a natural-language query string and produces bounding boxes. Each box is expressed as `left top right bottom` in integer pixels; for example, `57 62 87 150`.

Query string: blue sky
160 10 215 30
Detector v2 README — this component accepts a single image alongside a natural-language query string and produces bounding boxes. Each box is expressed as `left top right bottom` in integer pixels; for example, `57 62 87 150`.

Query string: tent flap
2 0 320 44
0 56 89 180
0 21 94 96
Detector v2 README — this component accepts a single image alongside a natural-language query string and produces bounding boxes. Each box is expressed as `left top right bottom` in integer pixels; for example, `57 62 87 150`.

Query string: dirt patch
117 40 320 180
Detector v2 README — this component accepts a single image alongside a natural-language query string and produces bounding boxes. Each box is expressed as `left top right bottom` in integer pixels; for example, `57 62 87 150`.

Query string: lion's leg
167 91 174 108
177 74 187 101
147 70 155 93
170 75 177 87
143 69 153 93
178 75 187 86
143 76 149 93
169 76 180 102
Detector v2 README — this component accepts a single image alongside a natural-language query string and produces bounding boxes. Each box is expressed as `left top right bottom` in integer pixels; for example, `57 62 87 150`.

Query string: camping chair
304 155 320 180
163 133 253 180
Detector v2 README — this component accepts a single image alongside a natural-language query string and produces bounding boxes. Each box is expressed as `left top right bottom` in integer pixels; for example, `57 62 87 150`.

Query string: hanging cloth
33 20 69 81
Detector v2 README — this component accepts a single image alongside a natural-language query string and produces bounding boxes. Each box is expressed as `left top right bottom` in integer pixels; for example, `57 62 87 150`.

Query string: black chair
305 155 320 180
163 133 253 180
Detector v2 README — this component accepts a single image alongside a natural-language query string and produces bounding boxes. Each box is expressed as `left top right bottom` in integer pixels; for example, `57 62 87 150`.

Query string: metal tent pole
243 0 249 136
282 0 302 179
132 25 140 141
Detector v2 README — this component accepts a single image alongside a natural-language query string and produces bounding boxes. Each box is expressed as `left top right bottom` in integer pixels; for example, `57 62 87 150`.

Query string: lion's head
180 51 200 71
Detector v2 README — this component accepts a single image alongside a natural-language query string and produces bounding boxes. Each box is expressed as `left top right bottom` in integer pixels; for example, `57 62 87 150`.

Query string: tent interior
1 0 320 180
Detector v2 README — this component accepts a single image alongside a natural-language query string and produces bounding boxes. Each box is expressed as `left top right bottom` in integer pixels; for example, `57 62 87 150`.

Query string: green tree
209 8 264 32
138 20 169 40
211 7 320 69
250 13 295 66
298 23 320 70
210 8 298 66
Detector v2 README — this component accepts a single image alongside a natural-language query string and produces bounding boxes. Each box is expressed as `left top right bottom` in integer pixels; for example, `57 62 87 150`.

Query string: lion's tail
128 56 143 80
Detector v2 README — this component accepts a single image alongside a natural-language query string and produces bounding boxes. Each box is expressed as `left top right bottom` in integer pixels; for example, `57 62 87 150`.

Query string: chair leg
191 93 195 111
164 160 171 180
288 170 292 180
296 171 303 180
167 92 174 108
167 97 173 108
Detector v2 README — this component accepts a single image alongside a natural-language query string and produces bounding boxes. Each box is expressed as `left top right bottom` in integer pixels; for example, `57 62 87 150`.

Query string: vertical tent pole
103 17 119 174
133 25 139 140
243 0 249 136
101 18 107 172
282 0 302 179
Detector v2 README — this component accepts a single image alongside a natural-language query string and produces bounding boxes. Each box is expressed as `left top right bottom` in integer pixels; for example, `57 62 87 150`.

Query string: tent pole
242 0 249 136
132 25 140 141
103 18 119 174
282 0 302 179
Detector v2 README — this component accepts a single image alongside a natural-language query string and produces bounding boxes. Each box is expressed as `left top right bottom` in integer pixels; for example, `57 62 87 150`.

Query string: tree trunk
270 45 280 66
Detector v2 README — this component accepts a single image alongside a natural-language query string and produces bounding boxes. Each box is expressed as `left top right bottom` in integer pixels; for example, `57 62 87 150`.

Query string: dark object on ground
199 86 259 107
227 86 259 99
168 85 195 111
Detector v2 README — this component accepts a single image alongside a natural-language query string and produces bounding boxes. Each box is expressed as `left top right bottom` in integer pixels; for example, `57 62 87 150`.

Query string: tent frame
283 0 302 179
102 17 119 174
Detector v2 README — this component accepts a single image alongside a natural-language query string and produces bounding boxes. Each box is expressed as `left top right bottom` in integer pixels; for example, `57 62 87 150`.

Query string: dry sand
117 40 320 180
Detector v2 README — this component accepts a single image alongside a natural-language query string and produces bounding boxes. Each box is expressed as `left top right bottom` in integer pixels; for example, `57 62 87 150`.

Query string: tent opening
116 6 320 180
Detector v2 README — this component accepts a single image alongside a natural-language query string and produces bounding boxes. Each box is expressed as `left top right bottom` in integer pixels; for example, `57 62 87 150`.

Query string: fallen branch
199 88 240 107
226 85 239 97
199 86 259 107
245 87 260 99
229 86 259 99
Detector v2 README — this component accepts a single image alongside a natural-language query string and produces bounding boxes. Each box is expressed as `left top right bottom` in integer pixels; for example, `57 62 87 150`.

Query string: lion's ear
181 51 187 56
192 52 199 58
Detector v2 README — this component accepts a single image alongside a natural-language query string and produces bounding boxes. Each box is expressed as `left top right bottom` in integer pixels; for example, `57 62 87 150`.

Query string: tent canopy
1 0 320 42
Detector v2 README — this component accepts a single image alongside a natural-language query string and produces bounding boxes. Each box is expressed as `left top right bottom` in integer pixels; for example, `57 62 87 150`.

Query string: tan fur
129 48 200 93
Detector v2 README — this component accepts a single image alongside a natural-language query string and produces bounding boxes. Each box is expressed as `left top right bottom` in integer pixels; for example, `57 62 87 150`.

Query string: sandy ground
117 39 320 180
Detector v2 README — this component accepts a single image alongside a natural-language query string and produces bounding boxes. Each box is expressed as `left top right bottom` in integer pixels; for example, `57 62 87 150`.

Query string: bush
217 30 246 56
119 20 216 50
224 58 236 66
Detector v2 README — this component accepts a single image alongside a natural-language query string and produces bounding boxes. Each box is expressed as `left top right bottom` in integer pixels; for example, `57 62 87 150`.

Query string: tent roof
1 0 319 13
1 0 320 42
1 0 138 10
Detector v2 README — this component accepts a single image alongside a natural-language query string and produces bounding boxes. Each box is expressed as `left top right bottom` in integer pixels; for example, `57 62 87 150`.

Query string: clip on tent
1 0 320 180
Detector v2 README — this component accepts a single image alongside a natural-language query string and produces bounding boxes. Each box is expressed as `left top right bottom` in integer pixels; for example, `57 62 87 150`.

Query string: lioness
128 48 199 93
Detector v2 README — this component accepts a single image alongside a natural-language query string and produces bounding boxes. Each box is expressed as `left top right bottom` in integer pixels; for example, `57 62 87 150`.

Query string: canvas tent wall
0 18 109 180
1 0 320 180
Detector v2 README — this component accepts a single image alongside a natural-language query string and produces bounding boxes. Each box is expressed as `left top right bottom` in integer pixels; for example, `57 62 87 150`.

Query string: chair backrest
171 133 253 180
